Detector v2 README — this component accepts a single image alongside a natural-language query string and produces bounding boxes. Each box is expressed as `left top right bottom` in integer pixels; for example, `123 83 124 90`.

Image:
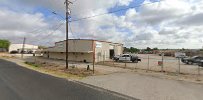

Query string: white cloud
0 7 65 46
0 0 203 49
0 8 47 31
177 13 203 26
121 0 203 49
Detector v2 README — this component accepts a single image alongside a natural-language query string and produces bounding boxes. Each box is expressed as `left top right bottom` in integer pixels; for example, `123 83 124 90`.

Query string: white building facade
43 39 123 63
9 44 38 53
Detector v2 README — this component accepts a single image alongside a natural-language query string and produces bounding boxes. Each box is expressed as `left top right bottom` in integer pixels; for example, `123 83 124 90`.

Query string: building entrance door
110 49 114 59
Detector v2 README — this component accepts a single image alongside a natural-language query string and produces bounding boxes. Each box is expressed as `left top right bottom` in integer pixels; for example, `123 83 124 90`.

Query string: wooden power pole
21 37 26 59
65 0 72 69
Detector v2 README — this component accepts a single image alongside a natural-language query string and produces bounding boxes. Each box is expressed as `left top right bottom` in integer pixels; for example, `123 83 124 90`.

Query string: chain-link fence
98 54 203 75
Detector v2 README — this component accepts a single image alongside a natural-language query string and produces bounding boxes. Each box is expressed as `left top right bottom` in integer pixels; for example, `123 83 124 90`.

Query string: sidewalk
80 72 203 100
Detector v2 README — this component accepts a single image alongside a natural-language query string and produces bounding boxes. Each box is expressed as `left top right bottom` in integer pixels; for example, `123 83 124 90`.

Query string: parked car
181 56 203 65
198 60 203 67
10 50 18 54
27 50 33 54
114 54 141 63
113 55 120 61
176 55 187 59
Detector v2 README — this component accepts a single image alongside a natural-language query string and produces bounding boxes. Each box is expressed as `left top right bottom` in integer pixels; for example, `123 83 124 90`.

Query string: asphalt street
0 59 135 100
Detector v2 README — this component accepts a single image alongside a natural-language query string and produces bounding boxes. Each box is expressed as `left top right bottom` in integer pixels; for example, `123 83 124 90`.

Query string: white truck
113 54 141 63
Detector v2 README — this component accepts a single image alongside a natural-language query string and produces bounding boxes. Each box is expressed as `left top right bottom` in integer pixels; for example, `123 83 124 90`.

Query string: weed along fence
98 54 203 75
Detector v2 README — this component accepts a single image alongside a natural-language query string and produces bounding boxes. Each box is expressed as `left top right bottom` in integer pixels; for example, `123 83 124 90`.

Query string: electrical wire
70 0 163 22
38 23 65 44
29 22 65 45
25 0 162 46
71 0 77 3
44 1 162 42
27 21 65 42
68 23 78 39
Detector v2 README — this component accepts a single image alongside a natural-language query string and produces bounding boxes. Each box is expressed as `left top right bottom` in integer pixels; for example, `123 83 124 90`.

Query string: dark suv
182 56 203 65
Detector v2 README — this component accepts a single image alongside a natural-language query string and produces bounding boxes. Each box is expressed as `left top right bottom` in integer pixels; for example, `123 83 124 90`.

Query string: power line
38 23 64 43
24 8 66 45
34 24 65 46
47 1 162 41
27 22 65 41
26 0 162 47
27 22 64 43
52 11 66 20
69 0 141 18
68 23 78 39
24 17 48 34
70 0 163 22
29 22 65 44
71 0 77 3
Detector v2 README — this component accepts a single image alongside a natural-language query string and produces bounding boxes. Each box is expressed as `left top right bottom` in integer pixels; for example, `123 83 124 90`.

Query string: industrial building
43 39 123 62
9 44 38 53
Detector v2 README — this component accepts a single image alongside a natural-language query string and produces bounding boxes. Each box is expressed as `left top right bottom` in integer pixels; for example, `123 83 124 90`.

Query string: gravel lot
2 53 203 100
81 72 203 100
102 54 203 75
23 56 131 75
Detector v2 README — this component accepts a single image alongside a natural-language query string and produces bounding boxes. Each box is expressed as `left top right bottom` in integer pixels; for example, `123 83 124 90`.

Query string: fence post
196 65 201 81
161 53 164 72
34 56 37 64
147 55 150 71
198 65 200 76
103 55 105 64
178 58 181 74
125 57 127 68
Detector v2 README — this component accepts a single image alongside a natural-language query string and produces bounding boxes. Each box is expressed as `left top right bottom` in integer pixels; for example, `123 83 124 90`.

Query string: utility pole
161 53 164 72
147 55 150 71
178 58 181 74
21 37 26 59
65 0 72 69
93 41 95 74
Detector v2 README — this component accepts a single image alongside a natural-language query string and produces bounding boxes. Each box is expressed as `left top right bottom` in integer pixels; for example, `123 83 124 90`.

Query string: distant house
42 39 123 63
9 44 38 53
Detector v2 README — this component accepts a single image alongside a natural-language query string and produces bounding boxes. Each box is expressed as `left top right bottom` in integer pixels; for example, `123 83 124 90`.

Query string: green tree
38 45 47 49
145 47 152 52
129 47 140 53
153 47 158 50
124 47 140 53
124 47 130 53
0 39 10 51
182 48 185 51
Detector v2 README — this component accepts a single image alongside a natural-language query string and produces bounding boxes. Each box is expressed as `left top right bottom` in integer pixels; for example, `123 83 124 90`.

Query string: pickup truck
181 56 203 65
113 54 141 63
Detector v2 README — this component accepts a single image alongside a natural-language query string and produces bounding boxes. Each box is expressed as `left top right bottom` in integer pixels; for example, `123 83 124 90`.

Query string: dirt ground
1 53 203 83
0 52 131 76
21 56 131 75
2 53 203 100
80 72 203 100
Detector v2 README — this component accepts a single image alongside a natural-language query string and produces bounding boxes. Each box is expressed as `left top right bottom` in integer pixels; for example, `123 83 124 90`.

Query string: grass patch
24 61 93 79
65 68 94 77
25 62 39 67
166 72 179 76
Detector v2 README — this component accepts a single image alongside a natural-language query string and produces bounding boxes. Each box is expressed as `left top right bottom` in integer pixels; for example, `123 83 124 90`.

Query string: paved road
0 59 134 100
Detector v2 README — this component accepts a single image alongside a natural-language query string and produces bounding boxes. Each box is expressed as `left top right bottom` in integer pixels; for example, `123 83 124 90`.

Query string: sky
0 0 203 49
